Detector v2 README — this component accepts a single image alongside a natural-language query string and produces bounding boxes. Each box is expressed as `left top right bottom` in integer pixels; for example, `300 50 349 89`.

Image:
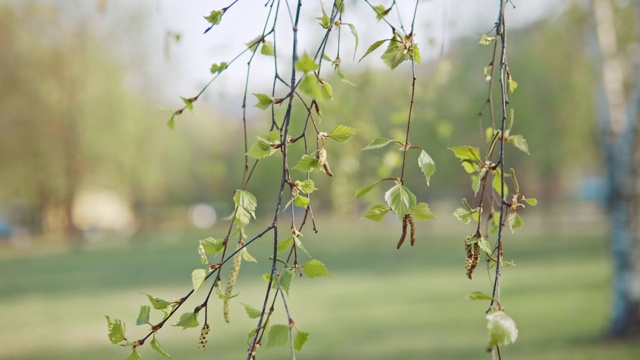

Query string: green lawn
0 222 637 360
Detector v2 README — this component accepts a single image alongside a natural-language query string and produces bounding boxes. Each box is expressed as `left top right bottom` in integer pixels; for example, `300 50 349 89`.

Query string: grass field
0 219 638 360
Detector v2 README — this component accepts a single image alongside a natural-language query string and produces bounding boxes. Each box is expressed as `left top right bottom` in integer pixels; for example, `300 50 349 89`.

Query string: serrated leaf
418 150 436 186
293 155 322 173
127 350 141 360
486 311 518 350
294 330 310 351
510 135 529 155
319 81 332 99
362 203 390 222
204 10 223 25
277 236 293 253
524 198 538 206
254 93 274 110
136 305 150 325
492 172 508 196
508 213 524 233
299 74 321 98
198 243 209 265
266 324 289 348
328 125 356 143
200 237 224 256
242 248 257 263
279 268 294 295
181 97 194 111
234 206 252 227
105 316 126 344
477 237 492 255
234 190 257 215
479 34 493 45
295 52 319 73
471 175 481 195
373 5 390 20
192 269 207 293
242 303 262 319
216 288 239 301
151 335 172 358
247 137 278 159
301 259 332 278
412 43 422 65
293 235 311 257
411 203 435 221
210 61 227 74
295 180 317 194
346 23 359 55
175 311 199 329
359 39 387 62
466 291 495 301
293 195 310 208
453 207 476 224
449 146 481 161
508 78 518 93
381 40 407 70
146 294 172 310
363 138 394 150
355 180 383 198
261 40 274 56
385 184 417 220
462 161 479 174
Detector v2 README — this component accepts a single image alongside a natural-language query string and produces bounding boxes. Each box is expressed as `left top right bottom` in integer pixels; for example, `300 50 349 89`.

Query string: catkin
408 213 416 246
465 241 480 279
396 215 409 249
223 241 243 323
199 323 210 349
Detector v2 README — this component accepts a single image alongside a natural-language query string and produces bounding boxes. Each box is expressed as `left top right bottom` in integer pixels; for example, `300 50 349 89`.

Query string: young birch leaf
492 173 508 196
295 52 319 73
293 235 311 257
524 198 538 206
412 43 422 65
511 135 530 155
167 114 175 130
151 336 172 358
234 190 257 216
363 138 394 150
210 62 227 74
449 146 481 161
234 206 252 227
261 40 274 56
136 305 150 325
295 180 317 194
373 5 391 20
294 330 310 351
181 97 194 112
277 236 293 253
242 303 262 319
346 23 359 55
146 294 172 310
301 259 332 278
242 248 257 263
508 213 524 233
293 155 322 173
508 77 518 93
381 40 407 70
411 203 435 221
477 237 492 255
192 269 207 293
418 150 436 186
466 291 494 301
253 93 274 110
299 74 321 98
453 207 476 224
486 311 519 351
321 81 333 99
127 350 141 360
279 268 294 295
293 195 310 209
359 39 388 62
247 138 277 159
471 175 481 195
362 204 390 222
328 125 357 143
355 180 383 198
385 184 417 220
479 34 493 45
105 316 126 344
266 324 289 348
175 312 199 329
204 10 223 25
200 237 224 255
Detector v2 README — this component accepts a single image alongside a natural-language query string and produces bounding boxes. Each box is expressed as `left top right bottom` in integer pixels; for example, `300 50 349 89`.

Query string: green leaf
166 114 175 130
279 268 294 295
299 74 321 98
192 269 207 293
316 6 331 29
234 206 252 227
373 5 390 20
492 172 508 196
199 237 225 256
216 288 239 301
449 146 481 162
328 125 357 143
294 235 311 257
181 97 194 112
105 316 126 344
246 35 261 52
266 324 289 348
294 330 310 351
462 161 479 174
486 311 518 350
301 259 332 278
363 138 394 150
254 93 274 110
508 77 518 93
234 190 257 216
261 40 274 56
204 10 223 25
524 198 538 206
127 350 141 360
508 213 524 233
418 150 436 186
136 305 150 325
471 175 481 196
411 203 435 221
362 203 390 222
479 34 493 45
466 291 494 301
242 303 262 319
151 335 172 358
346 23 359 55
381 39 408 70
355 180 383 198
384 184 417 220
247 137 278 159
146 294 172 310
412 43 422 65
293 155 322 173
359 39 388 62
295 52 319 73
210 62 228 74
242 248 257 263
295 180 317 194
175 311 199 329
321 81 333 99
277 236 293 253
293 195 310 208
453 207 477 224
477 236 492 255
510 135 530 155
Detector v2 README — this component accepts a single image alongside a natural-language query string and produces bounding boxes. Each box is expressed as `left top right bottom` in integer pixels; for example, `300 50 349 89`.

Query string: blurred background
1 0 639 359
